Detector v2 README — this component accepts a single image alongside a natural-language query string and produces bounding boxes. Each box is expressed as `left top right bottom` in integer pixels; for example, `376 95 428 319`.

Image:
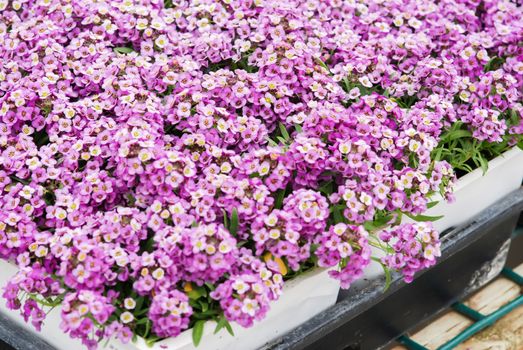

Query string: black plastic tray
265 188 523 350
506 211 523 268
0 309 52 350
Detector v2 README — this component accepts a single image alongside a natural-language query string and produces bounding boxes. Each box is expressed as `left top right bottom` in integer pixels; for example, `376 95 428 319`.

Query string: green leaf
9 175 30 185
279 123 290 140
329 204 345 213
330 205 344 224
145 336 160 347
364 212 393 232
318 181 333 195
229 208 239 236
404 213 444 222
426 201 440 209
136 317 149 325
274 189 286 210
314 58 330 72
294 124 303 133
371 257 392 292
135 296 145 311
214 316 235 336
114 46 134 54
364 221 378 232
475 155 489 174
142 237 156 252
266 137 278 147
224 319 234 336
276 136 287 144
43 190 56 205
199 300 209 313
456 163 474 173
484 56 504 72
187 286 207 300
32 128 50 146
193 309 219 318
143 319 151 338
135 307 149 316
441 129 472 142
433 147 443 161
27 294 63 307
222 209 228 229
236 240 248 248
375 212 394 226
192 320 205 347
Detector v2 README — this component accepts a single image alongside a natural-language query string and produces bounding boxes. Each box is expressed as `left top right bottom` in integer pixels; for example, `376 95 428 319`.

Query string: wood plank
390 262 523 349
389 345 406 350
464 277 520 315
408 311 472 349
514 263 523 276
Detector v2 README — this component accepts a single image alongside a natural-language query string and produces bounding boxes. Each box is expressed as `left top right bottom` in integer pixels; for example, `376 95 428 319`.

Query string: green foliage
329 204 345 225
214 315 234 336
9 175 30 185
403 212 444 222
427 201 439 209
273 188 287 210
433 110 522 176
392 95 419 109
192 321 205 347
279 123 290 141
484 56 505 72
364 211 396 232
32 128 50 147
227 208 239 236
371 257 392 292
114 46 134 54
187 285 208 301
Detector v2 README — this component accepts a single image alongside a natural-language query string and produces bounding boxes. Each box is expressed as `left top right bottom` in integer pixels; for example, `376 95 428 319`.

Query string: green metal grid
397 265 523 350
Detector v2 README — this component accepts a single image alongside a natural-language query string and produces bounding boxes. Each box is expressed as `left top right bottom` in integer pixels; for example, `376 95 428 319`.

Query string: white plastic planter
418 147 523 233
109 268 339 350
0 262 339 350
365 147 523 278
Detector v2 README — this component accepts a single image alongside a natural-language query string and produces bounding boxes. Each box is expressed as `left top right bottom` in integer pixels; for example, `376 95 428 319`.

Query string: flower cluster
148 289 192 338
379 223 441 283
317 223 372 289
210 250 283 328
0 0 521 348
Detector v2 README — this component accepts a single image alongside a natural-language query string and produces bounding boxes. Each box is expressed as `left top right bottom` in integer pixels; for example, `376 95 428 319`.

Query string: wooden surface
392 264 523 350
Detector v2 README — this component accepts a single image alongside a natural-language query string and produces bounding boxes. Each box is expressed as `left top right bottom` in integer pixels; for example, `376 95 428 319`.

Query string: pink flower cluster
0 0 521 348
379 223 441 283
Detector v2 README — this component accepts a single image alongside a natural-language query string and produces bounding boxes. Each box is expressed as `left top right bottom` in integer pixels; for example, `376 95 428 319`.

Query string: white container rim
453 146 521 191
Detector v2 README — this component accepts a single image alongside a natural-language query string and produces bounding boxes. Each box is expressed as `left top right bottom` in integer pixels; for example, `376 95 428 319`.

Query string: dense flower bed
0 0 522 348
